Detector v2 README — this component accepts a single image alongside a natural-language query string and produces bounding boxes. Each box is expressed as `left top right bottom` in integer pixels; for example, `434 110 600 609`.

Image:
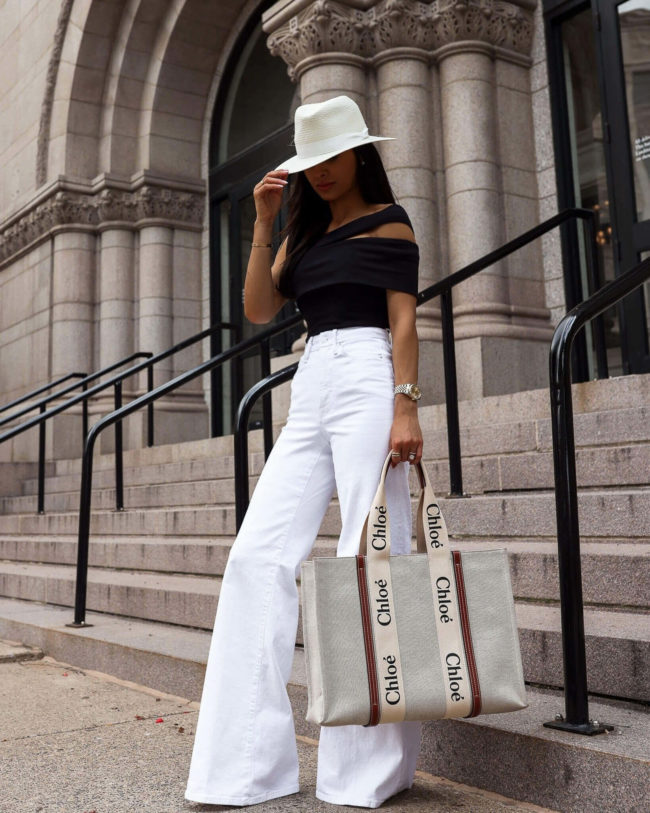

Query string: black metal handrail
0 355 152 513
233 363 299 529
0 372 88 416
543 254 650 736
68 312 303 626
0 354 151 431
232 207 601 522
0 322 240 512
414 207 603 498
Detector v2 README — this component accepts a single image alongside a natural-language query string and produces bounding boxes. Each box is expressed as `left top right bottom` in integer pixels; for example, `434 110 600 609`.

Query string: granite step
0 596 646 813
8 395 648 494
50 431 268 476
1 488 648 539
11 439 650 514
44 382 650 479
14 403 650 495
20 454 266 495
0 562 646 701
0 535 647 609
2 477 249 513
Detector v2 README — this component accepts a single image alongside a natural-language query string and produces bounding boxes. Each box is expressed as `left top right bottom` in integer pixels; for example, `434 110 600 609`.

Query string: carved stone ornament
266 0 534 77
0 183 205 265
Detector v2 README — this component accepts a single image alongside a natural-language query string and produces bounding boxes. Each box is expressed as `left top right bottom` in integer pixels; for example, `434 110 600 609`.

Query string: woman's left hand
389 407 423 466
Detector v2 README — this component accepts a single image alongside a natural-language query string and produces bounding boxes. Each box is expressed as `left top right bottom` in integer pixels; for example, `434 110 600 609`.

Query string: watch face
412 385 421 399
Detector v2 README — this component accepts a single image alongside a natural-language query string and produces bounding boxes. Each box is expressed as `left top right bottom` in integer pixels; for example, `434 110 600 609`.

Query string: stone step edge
4 485 650 517
0 564 647 642
18 441 650 498
1 536 648 560
34 430 650 484
0 594 645 810
0 594 644 726
47 375 650 473
0 533 646 548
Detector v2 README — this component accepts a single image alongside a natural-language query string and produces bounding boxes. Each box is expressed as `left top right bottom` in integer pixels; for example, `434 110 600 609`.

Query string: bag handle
359 450 451 563
357 450 474 721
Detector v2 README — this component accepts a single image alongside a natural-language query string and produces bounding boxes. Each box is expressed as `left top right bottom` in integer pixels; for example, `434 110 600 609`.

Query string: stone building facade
0 0 647 458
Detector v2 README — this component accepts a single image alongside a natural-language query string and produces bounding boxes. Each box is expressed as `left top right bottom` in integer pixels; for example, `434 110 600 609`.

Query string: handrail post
66 428 97 627
37 403 46 514
114 381 124 511
234 363 299 529
147 364 154 447
234 406 250 533
81 380 89 444
260 337 273 460
439 289 465 498
544 326 614 736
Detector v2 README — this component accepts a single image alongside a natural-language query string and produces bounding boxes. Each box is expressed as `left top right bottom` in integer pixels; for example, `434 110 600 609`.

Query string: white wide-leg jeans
185 326 422 808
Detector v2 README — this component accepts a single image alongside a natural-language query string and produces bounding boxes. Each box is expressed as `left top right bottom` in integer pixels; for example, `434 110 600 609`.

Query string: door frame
208 123 301 436
594 0 650 372
544 0 603 383
543 0 650 375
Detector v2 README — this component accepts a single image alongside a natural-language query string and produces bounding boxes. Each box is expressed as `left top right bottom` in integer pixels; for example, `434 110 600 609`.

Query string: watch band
394 383 421 401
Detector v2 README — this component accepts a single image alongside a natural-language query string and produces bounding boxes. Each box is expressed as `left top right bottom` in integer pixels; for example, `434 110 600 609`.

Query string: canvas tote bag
300 450 527 726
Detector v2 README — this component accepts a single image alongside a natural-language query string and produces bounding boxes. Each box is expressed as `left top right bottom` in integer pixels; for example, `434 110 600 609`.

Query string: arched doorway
209 10 302 436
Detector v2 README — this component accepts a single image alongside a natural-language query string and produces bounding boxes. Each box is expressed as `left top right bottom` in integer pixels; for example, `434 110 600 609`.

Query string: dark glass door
207 10 303 436
209 129 304 436
546 1 624 379
595 0 650 372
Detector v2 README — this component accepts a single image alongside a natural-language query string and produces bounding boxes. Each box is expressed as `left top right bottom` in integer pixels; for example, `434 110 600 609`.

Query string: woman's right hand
253 169 289 225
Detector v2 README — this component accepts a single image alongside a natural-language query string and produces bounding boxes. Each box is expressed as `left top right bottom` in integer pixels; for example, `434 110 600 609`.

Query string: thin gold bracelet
251 241 272 248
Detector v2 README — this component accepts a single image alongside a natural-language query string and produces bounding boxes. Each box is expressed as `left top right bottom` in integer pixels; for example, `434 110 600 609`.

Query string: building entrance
546 0 650 378
596 0 650 373
209 15 302 436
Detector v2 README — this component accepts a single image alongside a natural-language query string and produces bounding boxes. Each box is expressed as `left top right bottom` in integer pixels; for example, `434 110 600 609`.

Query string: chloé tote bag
300 450 527 726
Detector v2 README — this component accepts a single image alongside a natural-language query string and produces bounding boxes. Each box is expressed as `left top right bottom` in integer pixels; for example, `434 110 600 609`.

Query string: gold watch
394 383 421 401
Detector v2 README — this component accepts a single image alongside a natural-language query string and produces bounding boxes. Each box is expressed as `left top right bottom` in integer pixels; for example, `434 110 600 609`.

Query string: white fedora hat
274 95 395 174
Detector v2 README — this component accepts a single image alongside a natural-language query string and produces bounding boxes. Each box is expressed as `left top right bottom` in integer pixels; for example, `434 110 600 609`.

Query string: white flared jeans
185 326 422 808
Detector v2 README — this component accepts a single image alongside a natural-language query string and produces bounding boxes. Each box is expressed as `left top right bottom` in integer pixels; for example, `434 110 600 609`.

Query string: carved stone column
98 228 135 370
51 231 95 378
138 226 174 388
373 50 439 338
430 0 553 399
0 177 206 456
50 229 95 458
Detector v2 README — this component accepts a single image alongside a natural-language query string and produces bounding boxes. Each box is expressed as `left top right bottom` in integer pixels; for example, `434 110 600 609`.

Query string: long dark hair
276 143 397 299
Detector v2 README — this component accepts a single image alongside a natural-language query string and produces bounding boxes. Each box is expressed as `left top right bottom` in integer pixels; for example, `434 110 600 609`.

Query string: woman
185 95 424 808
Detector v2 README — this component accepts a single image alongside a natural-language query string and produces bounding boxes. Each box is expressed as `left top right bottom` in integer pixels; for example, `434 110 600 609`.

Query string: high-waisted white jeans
185 326 422 808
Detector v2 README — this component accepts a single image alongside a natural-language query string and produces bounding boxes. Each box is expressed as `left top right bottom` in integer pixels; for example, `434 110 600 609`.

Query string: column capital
264 0 537 78
0 176 205 268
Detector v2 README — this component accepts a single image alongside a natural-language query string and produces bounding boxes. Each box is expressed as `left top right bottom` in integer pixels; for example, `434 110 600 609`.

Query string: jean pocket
339 340 392 362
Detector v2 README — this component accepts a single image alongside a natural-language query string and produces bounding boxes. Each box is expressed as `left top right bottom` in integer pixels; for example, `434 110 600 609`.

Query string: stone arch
43 0 275 185
46 0 128 181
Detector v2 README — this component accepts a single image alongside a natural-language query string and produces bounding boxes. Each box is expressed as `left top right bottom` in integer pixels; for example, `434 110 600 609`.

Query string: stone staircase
0 373 648 812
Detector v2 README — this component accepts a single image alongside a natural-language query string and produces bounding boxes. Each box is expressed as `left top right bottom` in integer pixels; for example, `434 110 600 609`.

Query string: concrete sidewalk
0 639 556 813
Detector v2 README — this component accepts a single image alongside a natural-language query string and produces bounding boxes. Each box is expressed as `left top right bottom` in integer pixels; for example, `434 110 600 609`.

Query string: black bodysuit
293 203 419 339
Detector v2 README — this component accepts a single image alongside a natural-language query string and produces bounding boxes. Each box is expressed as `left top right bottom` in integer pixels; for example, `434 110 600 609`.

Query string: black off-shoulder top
293 203 419 338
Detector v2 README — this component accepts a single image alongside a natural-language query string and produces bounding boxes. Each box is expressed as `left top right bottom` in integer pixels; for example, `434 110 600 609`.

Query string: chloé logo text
426 502 444 549
371 505 387 551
